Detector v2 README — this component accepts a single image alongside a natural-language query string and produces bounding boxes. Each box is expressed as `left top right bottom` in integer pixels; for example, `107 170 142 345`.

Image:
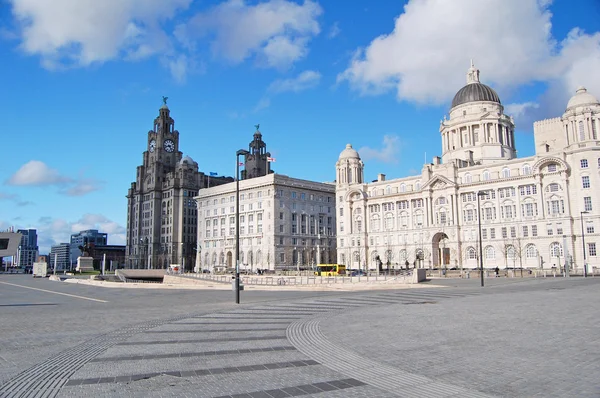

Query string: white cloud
8 0 191 74
60 178 105 197
6 160 72 186
35 213 126 253
337 0 600 126
178 0 322 69
253 97 271 113
328 22 340 39
358 135 401 164
6 160 103 196
268 70 321 93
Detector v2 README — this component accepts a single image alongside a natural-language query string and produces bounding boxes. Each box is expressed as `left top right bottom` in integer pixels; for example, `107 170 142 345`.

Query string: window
522 226 529 237
519 185 537 196
464 174 472 183
522 164 532 175
483 170 490 181
485 246 495 260
547 224 553 235
548 183 560 192
526 245 537 258
593 119 598 139
482 229 488 240
556 223 563 235
467 247 477 260
490 228 496 239
502 168 510 178
579 120 585 141
532 225 538 237
510 226 516 238
550 242 563 257
581 159 589 168
502 227 507 239
548 198 564 215
547 164 557 172
400 184 406 192
339 207 344 216
587 221 595 234
582 176 590 189
584 197 592 212
589 243 597 257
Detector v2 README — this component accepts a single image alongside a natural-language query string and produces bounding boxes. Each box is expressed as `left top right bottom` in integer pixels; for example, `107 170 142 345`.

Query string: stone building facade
125 101 232 270
336 64 599 273
195 131 336 272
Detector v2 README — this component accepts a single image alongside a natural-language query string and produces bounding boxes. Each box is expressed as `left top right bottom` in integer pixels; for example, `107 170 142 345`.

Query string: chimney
433 156 441 165
378 173 386 182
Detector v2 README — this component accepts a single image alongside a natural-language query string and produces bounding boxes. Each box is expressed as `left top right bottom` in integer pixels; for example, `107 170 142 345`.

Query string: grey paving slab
3 274 599 398
318 278 600 398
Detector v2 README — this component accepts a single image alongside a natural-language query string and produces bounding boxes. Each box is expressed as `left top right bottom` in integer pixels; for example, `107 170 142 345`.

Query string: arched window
550 242 563 257
464 173 472 183
340 254 346 264
353 251 360 261
399 250 407 261
400 184 406 193
385 185 392 195
219 252 224 265
522 164 532 175
526 244 537 258
483 170 490 181
371 215 380 231
506 245 516 260
212 252 217 265
467 247 477 260
370 189 376 197
485 246 495 259
502 168 510 178
579 120 585 141
415 181 421 190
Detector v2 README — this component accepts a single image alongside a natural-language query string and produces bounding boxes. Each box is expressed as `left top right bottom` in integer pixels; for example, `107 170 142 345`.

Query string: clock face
164 139 175 153
149 139 156 153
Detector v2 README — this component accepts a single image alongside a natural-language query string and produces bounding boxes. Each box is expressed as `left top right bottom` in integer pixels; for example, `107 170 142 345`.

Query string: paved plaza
0 275 598 397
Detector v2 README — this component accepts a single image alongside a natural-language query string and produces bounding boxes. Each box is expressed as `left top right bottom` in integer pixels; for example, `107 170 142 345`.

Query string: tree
497 239 511 270
511 236 525 277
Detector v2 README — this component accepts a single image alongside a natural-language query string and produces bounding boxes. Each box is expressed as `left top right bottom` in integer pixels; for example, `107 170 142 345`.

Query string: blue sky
1 0 599 253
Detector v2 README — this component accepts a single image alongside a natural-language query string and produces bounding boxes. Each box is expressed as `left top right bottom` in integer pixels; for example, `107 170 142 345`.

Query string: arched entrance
226 251 233 268
432 232 449 268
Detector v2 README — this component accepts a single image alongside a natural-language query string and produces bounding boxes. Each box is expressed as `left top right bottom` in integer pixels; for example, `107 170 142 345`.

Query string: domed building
336 63 599 274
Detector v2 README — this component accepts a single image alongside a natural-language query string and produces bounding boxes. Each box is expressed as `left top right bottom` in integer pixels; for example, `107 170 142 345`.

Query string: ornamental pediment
422 175 455 190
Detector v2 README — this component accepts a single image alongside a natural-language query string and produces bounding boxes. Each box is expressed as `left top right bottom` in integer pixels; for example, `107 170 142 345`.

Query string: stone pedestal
76 256 94 273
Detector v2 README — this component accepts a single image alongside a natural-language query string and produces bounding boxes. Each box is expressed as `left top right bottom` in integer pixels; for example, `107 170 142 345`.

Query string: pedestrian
494 266 499 277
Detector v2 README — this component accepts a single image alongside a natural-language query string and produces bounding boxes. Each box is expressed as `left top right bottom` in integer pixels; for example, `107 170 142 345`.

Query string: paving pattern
1 276 599 397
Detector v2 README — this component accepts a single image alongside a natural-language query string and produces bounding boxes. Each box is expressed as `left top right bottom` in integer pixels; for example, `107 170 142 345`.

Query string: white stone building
336 64 599 272
195 173 336 273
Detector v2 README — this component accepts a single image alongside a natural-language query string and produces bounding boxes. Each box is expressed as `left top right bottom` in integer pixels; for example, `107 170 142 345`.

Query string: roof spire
467 60 480 84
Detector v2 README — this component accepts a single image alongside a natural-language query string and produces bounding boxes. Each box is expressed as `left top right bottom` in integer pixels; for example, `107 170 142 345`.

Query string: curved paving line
287 317 498 398
0 311 226 398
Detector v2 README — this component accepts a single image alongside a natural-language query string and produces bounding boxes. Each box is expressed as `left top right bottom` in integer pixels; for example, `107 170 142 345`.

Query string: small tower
241 124 273 180
336 144 364 186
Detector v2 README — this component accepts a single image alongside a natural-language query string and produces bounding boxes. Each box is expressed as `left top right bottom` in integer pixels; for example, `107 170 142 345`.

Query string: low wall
116 269 166 279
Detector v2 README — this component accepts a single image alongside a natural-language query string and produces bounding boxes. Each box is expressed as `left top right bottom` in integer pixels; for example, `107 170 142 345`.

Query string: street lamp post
235 149 250 304
477 191 486 287
581 211 589 277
